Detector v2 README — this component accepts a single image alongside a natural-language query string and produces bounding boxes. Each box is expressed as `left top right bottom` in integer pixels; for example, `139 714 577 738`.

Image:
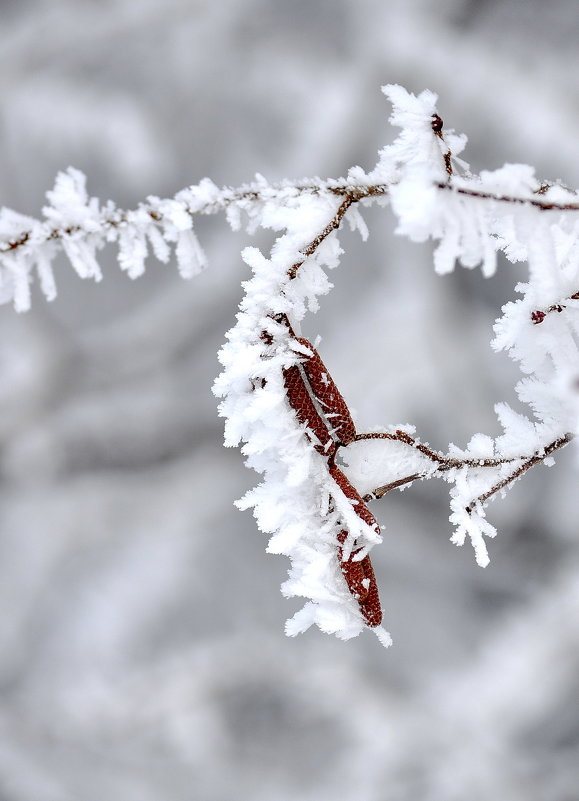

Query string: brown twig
357 431 573 508
354 430 527 471
465 433 573 513
531 292 579 324
287 194 358 280
438 183 579 212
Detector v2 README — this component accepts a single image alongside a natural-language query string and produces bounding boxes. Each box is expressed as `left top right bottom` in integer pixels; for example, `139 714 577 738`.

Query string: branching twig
360 432 573 508
2 175 579 261
355 430 530 471
464 433 573 513
216 87 579 642
287 193 359 280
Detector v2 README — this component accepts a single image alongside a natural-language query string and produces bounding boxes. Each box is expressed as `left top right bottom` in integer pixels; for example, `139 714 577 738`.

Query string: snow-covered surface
0 0 578 799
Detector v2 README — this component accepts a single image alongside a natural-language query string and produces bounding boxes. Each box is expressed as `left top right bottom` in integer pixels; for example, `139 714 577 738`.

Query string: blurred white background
0 1 578 799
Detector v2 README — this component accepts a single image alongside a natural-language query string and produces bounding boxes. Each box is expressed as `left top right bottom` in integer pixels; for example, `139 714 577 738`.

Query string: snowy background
1 1 578 799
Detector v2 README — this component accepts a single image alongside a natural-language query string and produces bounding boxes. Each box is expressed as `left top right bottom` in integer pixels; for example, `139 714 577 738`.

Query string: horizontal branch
360 431 574 503
0 180 387 258
2 174 578 260
437 182 579 212
356 429 529 473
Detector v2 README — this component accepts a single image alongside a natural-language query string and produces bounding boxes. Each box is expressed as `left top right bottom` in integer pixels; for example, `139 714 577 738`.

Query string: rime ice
1 86 577 644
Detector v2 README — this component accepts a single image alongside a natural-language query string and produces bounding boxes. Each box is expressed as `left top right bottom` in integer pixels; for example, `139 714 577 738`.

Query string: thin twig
465 433 573 513
354 430 528 471
438 183 579 212
287 194 358 280
358 432 574 506
363 474 422 501
431 114 453 177
0 183 385 257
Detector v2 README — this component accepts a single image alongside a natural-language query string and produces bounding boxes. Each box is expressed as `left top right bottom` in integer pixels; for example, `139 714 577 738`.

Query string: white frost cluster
0 168 208 311
371 85 579 283
213 192 390 644
0 171 370 312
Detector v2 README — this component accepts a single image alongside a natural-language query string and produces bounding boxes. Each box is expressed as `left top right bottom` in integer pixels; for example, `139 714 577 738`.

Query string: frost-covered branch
0 170 385 311
437 182 579 212
2 121 579 312
213 84 579 643
357 429 572 482
360 429 573 508
3 83 579 647
464 432 573 513
286 192 365 279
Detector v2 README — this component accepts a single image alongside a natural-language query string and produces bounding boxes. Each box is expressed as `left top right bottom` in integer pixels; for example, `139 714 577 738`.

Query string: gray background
0 1 578 799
